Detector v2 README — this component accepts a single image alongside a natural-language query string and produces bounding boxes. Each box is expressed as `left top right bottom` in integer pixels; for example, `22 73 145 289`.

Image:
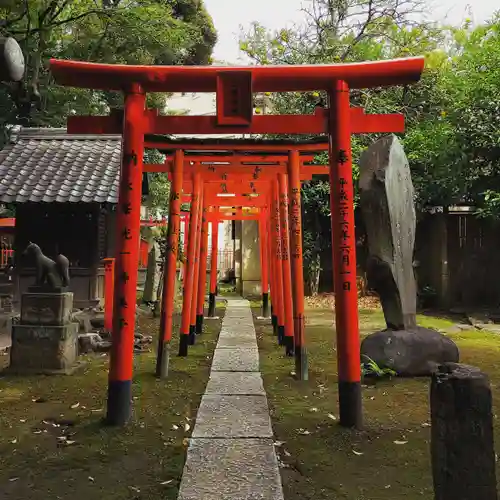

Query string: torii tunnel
50 56 425 428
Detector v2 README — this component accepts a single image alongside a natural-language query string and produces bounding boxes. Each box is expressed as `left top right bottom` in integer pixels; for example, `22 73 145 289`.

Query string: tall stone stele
10 244 79 374
359 135 459 376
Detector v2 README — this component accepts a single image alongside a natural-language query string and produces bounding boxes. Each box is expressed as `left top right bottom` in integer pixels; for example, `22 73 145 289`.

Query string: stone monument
359 135 459 376
9 243 79 374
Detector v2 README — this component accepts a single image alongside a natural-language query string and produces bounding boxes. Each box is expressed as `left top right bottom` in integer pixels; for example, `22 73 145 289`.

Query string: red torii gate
50 56 424 428
176 161 326 350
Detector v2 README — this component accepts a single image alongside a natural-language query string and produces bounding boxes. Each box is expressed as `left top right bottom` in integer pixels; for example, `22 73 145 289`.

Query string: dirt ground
0 306 224 500
252 301 500 500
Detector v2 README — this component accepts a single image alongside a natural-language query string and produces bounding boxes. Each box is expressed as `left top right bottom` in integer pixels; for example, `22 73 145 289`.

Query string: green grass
0 307 225 500
253 304 500 500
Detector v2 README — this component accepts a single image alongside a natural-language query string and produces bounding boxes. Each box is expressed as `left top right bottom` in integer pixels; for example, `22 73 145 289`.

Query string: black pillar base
277 325 285 345
284 335 294 357
338 381 362 429
272 315 278 337
155 341 171 378
294 345 309 381
188 325 196 345
178 334 189 356
208 292 216 317
215 285 219 295
105 380 132 426
196 314 204 334
262 293 270 318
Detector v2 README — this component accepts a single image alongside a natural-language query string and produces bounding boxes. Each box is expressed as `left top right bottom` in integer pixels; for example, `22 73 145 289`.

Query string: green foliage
361 355 397 378
0 0 217 138
239 0 500 287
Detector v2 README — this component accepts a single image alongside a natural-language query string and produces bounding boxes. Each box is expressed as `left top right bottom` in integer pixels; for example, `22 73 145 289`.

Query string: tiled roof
0 127 124 203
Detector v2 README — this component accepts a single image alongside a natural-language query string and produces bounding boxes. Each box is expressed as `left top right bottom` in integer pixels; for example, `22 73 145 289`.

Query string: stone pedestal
10 291 78 374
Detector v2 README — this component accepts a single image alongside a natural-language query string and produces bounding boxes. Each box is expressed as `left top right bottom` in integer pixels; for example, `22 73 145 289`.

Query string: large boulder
361 327 459 376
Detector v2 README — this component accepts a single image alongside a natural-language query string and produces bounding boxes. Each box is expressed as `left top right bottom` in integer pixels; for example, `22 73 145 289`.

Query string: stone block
205 372 265 395
216 335 258 348
211 347 259 372
178 438 284 500
192 394 273 438
10 322 78 374
20 292 73 326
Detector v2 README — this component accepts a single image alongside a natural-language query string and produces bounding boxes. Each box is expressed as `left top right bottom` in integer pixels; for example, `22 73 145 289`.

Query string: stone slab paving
205 372 265 396
192 394 273 438
211 347 259 372
178 297 284 500
177 438 283 500
217 335 259 348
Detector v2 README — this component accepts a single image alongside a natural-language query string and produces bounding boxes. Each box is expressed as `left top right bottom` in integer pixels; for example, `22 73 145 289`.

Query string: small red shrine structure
50 56 425 428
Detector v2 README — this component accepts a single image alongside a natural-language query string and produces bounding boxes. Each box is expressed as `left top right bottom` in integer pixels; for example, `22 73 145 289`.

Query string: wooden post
272 180 285 343
106 86 145 426
328 80 362 428
189 189 204 345
196 207 209 333
178 173 201 356
208 213 219 318
258 208 270 318
155 150 183 378
267 206 276 329
288 150 308 380
181 216 189 281
103 258 115 333
431 363 497 500
278 172 294 357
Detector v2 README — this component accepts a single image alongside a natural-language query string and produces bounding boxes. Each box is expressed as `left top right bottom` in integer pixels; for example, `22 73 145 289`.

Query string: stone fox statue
23 242 70 288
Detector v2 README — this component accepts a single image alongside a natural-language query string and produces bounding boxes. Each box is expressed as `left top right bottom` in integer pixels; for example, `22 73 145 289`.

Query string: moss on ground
253 304 500 500
0 305 225 500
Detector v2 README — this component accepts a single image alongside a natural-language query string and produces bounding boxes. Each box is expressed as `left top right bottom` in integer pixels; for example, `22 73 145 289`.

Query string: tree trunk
306 253 321 295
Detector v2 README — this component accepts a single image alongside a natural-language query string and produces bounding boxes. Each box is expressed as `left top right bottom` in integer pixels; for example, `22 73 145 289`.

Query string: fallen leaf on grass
129 486 140 493
32 397 47 403
273 441 285 447
70 402 80 409
283 449 291 457
394 440 408 445
172 424 179 430
421 422 431 428
9 477 19 482
297 429 311 435
327 414 337 421
19 419 26 423
10 438 17 444
160 480 173 486
352 450 363 456
309 407 319 413
184 423 190 432
88 476 94 482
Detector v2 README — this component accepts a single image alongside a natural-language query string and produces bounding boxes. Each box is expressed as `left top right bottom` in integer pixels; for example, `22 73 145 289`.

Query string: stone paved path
177 298 284 500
